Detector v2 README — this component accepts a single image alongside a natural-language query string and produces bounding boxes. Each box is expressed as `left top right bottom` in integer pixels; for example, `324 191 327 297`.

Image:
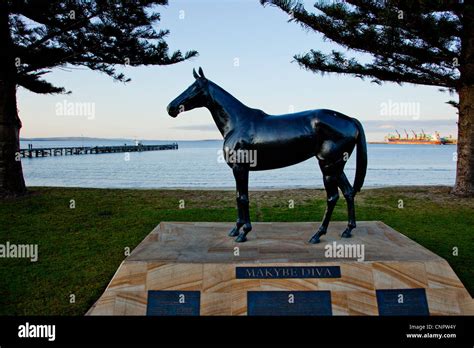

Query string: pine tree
262 0 473 196
0 0 197 196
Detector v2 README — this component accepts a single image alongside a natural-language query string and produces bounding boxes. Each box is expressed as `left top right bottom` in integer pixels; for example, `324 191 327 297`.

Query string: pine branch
16 71 68 94
295 49 455 88
261 0 462 89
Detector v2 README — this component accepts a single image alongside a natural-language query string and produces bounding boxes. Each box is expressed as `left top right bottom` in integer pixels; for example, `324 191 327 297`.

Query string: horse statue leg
309 171 339 244
230 164 252 243
337 172 356 238
228 169 245 237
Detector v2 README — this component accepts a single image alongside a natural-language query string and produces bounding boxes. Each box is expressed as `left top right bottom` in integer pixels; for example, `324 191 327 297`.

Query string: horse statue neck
205 81 251 138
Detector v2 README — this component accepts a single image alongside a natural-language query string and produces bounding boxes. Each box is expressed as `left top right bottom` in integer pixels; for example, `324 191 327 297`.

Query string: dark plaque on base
376 288 429 316
146 290 200 316
247 291 332 316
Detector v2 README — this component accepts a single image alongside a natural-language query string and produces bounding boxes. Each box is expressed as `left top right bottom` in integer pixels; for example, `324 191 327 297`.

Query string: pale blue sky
17 0 458 141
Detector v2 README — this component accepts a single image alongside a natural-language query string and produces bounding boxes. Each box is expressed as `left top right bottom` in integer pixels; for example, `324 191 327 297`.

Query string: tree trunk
452 2 474 196
453 86 474 196
0 3 26 196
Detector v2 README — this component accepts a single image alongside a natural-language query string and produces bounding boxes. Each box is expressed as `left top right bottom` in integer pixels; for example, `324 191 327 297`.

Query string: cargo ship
385 129 457 145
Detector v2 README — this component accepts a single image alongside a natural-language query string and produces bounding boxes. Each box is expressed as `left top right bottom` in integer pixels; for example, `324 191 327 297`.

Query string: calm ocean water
19 139 456 189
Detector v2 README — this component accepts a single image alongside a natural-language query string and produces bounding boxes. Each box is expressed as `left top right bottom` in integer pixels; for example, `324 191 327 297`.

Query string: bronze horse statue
167 68 367 244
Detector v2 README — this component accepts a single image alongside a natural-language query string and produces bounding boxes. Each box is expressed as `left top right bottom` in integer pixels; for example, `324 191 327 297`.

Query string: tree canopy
261 0 464 90
8 0 198 94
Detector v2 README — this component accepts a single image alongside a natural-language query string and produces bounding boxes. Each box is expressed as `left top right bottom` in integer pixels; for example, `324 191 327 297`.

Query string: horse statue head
167 67 209 117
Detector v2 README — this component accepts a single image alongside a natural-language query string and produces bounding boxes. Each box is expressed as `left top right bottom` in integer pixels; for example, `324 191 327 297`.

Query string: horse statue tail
352 118 367 194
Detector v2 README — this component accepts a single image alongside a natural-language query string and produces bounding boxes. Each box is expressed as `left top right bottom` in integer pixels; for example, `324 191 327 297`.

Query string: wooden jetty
19 143 178 158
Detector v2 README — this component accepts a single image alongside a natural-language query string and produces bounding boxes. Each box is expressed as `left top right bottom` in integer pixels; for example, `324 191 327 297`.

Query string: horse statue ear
193 68 199 79
198 67 205 79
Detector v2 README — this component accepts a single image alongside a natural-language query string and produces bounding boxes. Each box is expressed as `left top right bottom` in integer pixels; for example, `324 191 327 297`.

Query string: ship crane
386 128 452 145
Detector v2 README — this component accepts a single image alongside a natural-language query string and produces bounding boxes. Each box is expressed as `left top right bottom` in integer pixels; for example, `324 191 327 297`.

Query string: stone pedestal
87 221 473 316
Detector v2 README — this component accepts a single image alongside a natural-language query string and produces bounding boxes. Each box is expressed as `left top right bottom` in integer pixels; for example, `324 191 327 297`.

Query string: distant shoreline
27 184 452 191
20 137 456 145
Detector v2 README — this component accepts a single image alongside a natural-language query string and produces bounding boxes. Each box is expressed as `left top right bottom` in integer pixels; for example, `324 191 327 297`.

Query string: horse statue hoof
235 234 247 243
341 229 352 238
308 235 321 244
228 227 240 237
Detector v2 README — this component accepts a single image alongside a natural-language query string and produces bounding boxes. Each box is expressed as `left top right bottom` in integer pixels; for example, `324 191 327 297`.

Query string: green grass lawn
0 186 472 315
